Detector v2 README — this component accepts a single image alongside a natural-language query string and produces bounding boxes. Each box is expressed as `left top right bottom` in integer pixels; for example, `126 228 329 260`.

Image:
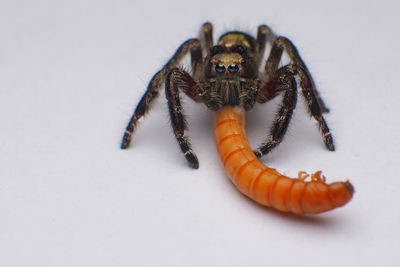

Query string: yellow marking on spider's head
218 33 252 48
210 52 244 68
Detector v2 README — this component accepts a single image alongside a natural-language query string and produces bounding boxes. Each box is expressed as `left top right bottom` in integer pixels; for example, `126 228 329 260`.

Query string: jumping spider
121 22 334 169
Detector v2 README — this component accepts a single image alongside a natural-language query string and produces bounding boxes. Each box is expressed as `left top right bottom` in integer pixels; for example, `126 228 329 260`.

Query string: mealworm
214 106 354 214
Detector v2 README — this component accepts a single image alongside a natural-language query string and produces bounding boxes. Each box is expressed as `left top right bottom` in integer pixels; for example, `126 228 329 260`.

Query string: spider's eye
228 64 239 73
215 64 226 73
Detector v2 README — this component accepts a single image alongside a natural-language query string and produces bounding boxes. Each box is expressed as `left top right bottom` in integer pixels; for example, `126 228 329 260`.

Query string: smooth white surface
1 0 399 266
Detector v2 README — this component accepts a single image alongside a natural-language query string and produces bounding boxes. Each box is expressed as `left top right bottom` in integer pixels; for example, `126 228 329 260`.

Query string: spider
121 22 334 169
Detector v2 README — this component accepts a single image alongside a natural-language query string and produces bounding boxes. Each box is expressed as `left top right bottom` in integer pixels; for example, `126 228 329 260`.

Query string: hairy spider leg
121 22 217 149
264 37 330 113
254 37 335 158
200 22 214 54
254 65 298 157
121 39 201 149
165 68 203 168
255 24 276 67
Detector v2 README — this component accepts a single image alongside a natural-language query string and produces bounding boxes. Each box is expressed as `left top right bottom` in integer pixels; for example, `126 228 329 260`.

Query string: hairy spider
121 22 334 169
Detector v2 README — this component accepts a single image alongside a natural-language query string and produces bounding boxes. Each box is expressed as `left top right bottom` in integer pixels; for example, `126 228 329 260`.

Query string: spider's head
205 44 257 79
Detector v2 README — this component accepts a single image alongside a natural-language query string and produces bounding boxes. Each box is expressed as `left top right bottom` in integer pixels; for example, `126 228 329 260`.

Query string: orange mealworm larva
214 106 354 214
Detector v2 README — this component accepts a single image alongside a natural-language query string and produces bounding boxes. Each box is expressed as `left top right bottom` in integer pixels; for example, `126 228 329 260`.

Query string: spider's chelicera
121 23 334 169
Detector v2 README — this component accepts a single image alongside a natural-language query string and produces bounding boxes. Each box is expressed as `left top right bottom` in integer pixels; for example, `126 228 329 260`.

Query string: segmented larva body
214 106 354 214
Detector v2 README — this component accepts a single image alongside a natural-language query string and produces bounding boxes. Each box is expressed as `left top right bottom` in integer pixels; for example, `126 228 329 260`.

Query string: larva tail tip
344 180 355 196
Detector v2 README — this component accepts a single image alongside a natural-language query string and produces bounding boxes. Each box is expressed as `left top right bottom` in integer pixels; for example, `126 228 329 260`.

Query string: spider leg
255 24 276 67
121 39 201 149
254 65 298 158
165 68 202 169
296 64 335 151
200 22 214 53
254 36 335 158
266 36 330 113
191 38 203 80
191 22 213 80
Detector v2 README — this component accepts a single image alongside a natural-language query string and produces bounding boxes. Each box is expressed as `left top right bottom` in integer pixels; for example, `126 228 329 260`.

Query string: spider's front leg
121 39 201 149
254 36 335 159
265 36 330 113
200 22 214 54
254 65 298 158
165 68 202 169
255 24 276 67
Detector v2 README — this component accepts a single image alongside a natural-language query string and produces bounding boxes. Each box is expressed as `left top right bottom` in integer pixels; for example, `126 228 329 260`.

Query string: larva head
328 181 355 208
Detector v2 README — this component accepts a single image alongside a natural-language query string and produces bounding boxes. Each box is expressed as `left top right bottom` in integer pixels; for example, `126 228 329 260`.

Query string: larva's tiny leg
311 171 326 182
165 68 202 169
297 171 309 181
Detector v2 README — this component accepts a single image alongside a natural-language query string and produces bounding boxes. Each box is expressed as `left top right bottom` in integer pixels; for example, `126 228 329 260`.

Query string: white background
1 0 399 266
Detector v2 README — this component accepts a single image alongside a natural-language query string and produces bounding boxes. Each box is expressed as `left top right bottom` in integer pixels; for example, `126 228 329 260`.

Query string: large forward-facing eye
215 64 226 73
228 64 239 73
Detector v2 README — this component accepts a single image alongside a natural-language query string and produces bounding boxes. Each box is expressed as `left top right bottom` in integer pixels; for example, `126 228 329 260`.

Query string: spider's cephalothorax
201 41 259 110
121 23 334 169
